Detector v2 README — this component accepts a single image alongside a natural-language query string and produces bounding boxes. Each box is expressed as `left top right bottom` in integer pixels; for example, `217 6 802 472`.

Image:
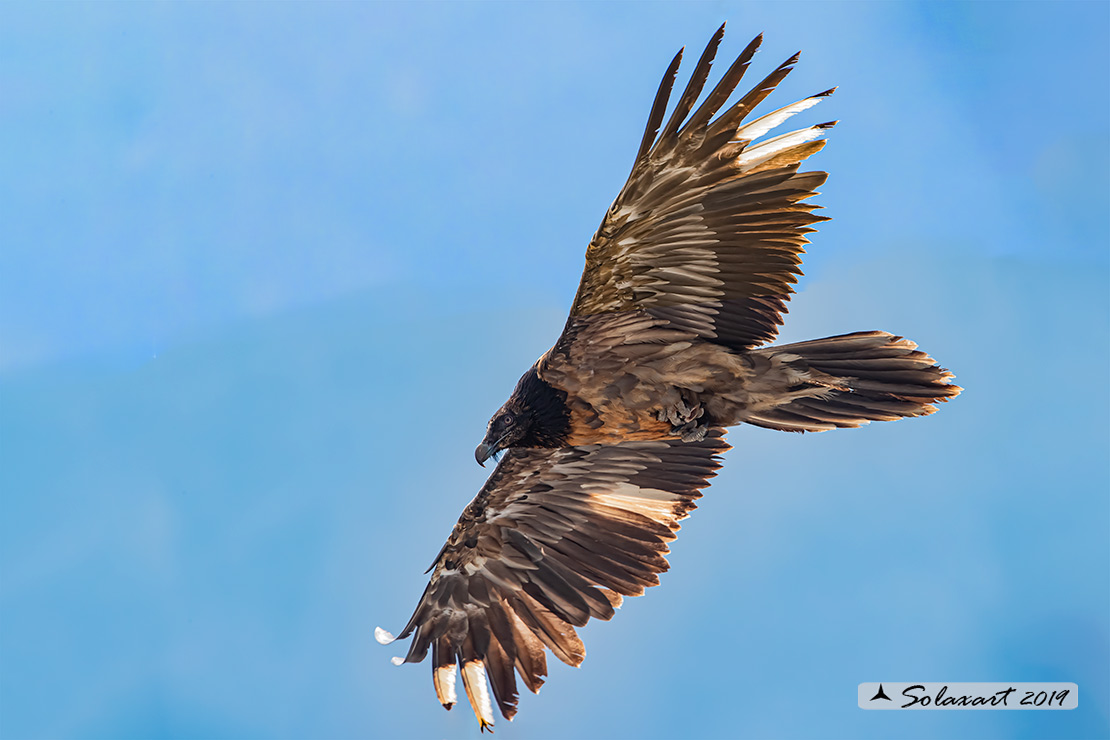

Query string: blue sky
1 2 1107 739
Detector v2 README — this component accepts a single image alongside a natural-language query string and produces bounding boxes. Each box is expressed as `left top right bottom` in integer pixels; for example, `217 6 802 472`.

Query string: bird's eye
500 413 515 426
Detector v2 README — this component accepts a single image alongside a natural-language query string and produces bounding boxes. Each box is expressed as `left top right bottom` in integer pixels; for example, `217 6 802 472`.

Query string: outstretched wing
376 431 730 730
568 23 835 351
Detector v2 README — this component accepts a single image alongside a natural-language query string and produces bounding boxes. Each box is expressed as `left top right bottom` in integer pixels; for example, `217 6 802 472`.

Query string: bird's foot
658 394 708 442
675 420 710 442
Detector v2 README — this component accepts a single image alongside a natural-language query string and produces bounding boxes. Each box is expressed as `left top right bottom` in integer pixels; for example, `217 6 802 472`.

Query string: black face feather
512 368 571 448
476 367 570 463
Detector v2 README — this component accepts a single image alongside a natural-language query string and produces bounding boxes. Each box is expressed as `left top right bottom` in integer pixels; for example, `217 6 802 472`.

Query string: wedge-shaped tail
741 331 961 432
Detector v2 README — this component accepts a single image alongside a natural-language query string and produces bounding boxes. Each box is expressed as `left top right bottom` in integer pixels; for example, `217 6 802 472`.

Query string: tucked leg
657 390 710 442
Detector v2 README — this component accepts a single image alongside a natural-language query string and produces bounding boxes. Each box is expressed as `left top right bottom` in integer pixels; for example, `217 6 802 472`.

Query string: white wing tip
461 659 496 731
375 626 396 645
390 656 405 666
435 663 459 707
735 91 833 143
737 123 833 171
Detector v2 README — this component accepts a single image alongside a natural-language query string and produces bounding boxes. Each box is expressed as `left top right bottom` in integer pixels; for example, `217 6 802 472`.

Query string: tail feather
742 330 960 432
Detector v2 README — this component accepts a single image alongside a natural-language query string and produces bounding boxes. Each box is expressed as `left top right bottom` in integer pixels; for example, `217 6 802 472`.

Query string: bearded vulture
376 24 961 731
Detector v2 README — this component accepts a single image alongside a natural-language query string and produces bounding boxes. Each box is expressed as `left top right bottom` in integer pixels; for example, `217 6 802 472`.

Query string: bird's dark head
475 367 570 466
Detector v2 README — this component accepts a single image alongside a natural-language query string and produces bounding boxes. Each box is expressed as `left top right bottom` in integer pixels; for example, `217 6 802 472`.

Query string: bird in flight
376 24 960 731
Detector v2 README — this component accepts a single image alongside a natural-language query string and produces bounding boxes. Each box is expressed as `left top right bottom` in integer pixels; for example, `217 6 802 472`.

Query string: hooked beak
475 442 495 467
475 433 510 467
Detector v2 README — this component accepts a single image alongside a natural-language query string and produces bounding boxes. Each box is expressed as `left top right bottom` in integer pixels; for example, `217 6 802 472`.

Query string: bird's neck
515 368 571 448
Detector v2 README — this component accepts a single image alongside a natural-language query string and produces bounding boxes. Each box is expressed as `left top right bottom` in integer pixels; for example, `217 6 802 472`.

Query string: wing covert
377 431 730 729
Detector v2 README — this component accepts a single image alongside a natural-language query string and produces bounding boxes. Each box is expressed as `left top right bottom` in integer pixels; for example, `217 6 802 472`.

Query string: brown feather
635 48 684 164
382 433 729 728
657 23 726 147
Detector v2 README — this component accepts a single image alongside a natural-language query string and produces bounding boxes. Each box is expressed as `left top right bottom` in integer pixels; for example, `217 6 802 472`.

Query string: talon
680 424 709 442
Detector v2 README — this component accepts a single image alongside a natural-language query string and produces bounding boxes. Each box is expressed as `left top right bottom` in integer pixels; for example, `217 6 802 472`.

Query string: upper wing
569 24 835 350
376 430 730 730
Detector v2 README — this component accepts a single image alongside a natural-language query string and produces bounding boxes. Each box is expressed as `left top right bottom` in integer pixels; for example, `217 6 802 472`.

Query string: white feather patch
736 95 825 142
461 660 495 730
738 124 829 171
374 626 396 645
434 663 458 707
